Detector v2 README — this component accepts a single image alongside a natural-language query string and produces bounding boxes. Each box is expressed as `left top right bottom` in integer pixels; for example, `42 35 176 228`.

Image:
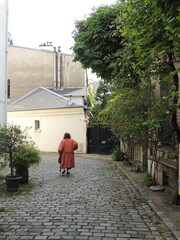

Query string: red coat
58 138 78 169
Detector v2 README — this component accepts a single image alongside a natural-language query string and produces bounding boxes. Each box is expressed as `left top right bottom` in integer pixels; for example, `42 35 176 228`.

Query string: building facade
8 45 87 102
0 0 8 126
7 87 87 153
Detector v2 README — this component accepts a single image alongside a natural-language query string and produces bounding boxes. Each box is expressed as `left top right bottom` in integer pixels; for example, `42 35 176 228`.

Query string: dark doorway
87 126 119 154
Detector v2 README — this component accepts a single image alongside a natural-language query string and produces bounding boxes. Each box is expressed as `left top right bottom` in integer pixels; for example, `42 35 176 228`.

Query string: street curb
113 161 180 240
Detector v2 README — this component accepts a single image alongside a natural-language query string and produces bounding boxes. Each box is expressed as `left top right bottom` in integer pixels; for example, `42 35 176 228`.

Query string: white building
7 87 87 153
0 0 8 126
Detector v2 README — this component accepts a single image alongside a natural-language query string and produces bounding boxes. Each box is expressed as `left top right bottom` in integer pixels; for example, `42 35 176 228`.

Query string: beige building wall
60 54 86 88
7 108 87 153
8 46 54 102
8 46 87 102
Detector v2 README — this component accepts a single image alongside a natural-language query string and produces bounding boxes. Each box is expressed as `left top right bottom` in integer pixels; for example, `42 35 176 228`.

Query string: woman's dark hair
63 132 71 139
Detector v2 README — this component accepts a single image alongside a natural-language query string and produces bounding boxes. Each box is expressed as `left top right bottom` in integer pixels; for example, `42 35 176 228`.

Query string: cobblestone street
0 154 178 240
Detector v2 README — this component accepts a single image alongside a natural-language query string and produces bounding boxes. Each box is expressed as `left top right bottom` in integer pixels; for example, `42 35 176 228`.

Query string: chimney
69 95 72 105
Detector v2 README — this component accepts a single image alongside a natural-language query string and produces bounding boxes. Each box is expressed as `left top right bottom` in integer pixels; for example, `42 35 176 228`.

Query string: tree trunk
9 152 14 176
142 144 148 171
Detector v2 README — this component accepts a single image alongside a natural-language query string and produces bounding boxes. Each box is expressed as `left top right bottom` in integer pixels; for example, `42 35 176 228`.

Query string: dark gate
87 126 118 154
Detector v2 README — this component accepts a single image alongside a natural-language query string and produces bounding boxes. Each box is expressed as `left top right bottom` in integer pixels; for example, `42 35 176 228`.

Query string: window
35 120 40 130
7 79 10 99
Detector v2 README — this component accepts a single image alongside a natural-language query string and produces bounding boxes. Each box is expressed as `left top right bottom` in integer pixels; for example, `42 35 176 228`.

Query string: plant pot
5 176 22 192
16 167 29 183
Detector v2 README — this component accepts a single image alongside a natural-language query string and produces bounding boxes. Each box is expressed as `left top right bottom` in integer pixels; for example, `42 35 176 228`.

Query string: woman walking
58 132 78 175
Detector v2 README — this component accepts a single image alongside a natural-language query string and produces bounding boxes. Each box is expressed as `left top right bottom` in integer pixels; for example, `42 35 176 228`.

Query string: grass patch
138 197 148 204
0 207 6 212
133 196 148 204
0 182 35 197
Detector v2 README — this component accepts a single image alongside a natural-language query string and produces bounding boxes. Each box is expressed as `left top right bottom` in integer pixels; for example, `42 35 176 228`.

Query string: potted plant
0 123 29 191
13 143 41 183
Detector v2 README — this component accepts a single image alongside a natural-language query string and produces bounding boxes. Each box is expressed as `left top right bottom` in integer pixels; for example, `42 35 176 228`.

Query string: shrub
112 147 127 161
0 124 29 176
143 173 156 186
13 143 41 169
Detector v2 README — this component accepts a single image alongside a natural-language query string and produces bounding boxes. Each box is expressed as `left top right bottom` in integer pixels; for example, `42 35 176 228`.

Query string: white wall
8 108 87 153
0 0 8 126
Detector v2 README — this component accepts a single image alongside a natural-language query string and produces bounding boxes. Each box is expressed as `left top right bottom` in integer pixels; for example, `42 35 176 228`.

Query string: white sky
8 0 116 54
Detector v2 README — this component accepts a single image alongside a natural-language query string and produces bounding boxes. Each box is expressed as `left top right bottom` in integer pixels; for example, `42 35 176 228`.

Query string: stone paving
0 154 178 240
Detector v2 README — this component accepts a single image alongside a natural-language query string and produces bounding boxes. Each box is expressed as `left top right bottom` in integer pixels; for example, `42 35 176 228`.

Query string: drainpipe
57 46 61 88
53 47 57 88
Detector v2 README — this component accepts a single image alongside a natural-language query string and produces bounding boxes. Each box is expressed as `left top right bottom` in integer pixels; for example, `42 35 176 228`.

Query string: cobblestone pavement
0 154 178 240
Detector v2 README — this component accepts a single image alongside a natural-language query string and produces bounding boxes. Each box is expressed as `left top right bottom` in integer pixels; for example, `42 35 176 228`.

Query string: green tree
88 80 112 125
87 84 95 109
95 80 111 109
0 124 29 176
72 0 180 166
100 86 171 169
118 0 180 142
72 5 123 81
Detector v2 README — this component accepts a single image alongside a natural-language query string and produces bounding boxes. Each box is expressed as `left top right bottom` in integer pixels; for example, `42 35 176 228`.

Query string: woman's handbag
58 155 61 163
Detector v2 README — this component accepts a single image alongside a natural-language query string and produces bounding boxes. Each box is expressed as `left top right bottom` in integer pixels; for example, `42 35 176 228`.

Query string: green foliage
0 207 6 212
100 86 155 142
72 5 123 81
96 81 112 108
87 84 95 109
112 147 127 161
13 143 41 169
0 124 30 176
72 0 180 177
0 124 29 154
119 0 180 69
117 0 180 144
143 173 156 187
0 174 5 180
90 80 112 125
